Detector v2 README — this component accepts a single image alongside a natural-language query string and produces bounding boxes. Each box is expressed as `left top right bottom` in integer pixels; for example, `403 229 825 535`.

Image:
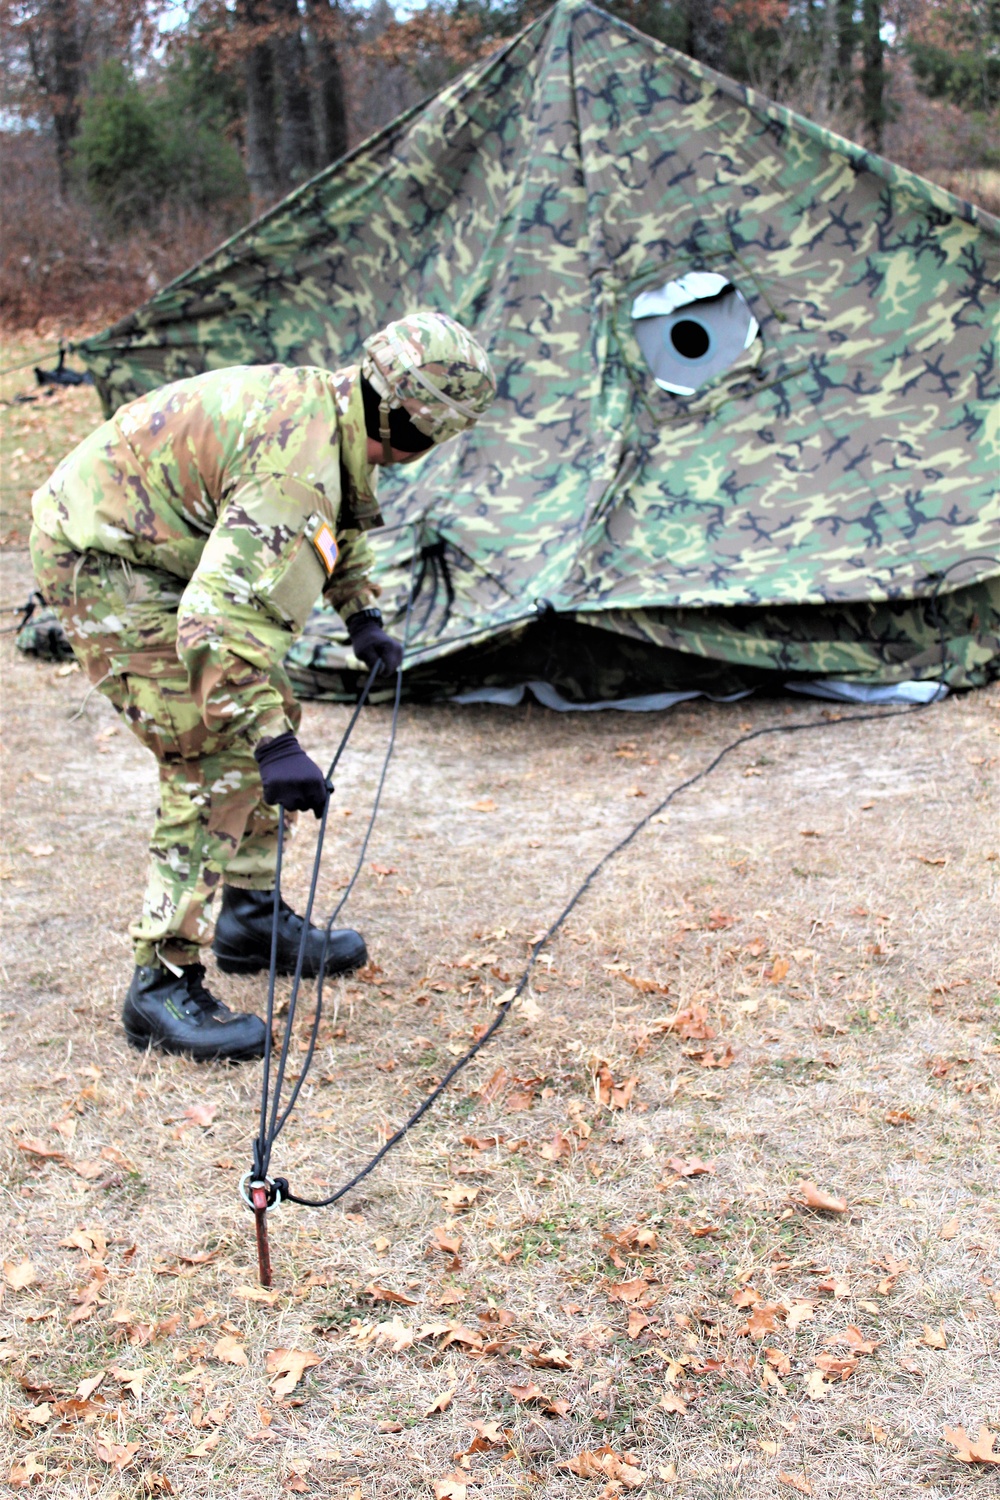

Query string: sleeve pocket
252 512 334 631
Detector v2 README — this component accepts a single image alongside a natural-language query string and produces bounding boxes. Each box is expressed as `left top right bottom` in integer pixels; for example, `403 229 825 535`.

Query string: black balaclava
360 377 435 457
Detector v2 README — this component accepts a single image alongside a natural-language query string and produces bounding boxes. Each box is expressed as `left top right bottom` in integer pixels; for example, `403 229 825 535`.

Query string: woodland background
0 0 998 330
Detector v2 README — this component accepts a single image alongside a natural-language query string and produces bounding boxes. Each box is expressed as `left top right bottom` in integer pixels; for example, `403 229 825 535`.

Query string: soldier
30 311 496 1063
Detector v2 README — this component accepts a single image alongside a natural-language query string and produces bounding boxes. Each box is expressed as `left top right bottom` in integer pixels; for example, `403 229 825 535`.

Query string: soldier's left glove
347 608 404 675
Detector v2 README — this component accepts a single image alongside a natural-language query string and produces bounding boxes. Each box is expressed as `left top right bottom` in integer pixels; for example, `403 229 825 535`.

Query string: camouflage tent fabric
78 0 1000 702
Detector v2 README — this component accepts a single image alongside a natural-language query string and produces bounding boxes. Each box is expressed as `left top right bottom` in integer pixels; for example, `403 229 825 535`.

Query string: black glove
254 733 329 818
347 608 404 675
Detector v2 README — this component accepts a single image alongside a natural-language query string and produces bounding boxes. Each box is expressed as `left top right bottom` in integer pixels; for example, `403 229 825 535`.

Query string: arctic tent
78 0 1000 706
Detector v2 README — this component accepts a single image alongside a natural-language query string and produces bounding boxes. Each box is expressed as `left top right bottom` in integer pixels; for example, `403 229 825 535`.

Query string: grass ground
1 344 999 1499
0 333 105 548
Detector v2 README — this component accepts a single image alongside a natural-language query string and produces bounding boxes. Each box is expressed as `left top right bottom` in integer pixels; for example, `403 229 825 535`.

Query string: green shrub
75 54 247 231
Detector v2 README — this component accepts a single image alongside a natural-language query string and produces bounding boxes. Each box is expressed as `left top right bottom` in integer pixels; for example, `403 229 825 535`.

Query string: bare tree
306 0 347 165
860 0 886 147
271 0 316 186
238 0 281 211
28 0 86 192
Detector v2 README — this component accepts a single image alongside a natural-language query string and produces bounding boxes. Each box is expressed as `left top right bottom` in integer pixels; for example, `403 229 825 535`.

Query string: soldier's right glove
254 733 329 818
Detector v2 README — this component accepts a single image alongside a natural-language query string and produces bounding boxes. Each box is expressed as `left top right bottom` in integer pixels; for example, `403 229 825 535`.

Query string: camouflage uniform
30 362 382 968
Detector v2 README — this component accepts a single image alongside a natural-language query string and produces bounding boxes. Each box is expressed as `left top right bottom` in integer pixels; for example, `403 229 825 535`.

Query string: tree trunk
27 0 85 197
241 0 281 214
272 0 317 189
835 0 855 100
860 0 885 151
684 0 727 73
307 0 348 166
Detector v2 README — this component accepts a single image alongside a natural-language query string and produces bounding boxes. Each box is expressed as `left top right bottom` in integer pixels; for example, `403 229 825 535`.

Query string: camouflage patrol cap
361 310 496 444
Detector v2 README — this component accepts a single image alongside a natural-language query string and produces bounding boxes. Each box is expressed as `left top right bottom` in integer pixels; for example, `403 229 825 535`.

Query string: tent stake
251 1184 272 1287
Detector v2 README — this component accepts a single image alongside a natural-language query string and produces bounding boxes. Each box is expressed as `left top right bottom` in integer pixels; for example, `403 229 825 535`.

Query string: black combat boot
122 963 267 1062
212 886 367 978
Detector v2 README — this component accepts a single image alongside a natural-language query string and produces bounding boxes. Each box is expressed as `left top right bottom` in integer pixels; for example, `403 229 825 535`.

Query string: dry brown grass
1 333 107 551
0 134 241 333
1 531 998 1498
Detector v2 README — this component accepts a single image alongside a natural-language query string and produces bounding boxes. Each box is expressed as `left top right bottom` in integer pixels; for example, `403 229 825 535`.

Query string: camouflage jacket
32 364 382 741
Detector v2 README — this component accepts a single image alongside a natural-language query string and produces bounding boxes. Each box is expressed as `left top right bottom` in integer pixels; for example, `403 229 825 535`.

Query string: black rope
251 659 387 1186
249 538 421 1197
248 553 1000 1212
272 700 931 1208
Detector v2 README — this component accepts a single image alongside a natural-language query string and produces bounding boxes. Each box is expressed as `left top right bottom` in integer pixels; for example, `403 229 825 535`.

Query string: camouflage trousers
31 527 300 969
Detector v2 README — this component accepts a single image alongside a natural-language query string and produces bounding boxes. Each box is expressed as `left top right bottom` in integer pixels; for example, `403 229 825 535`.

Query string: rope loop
245 546 999 1215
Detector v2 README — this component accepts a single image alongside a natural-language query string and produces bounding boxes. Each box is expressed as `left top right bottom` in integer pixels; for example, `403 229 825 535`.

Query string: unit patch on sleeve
311 520 338 576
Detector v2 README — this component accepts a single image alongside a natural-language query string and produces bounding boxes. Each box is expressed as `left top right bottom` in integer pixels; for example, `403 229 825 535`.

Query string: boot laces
180 964 230 1021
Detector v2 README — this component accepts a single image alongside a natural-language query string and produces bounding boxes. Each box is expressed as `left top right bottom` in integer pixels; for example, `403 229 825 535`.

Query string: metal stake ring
238 1171 281 1212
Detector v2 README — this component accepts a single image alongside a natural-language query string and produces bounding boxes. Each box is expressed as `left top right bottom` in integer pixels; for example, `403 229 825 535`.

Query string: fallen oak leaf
424 1385 456 1417
943 1424 1000 1465
562 1445 646 1487
522 1342 573 1369
778 1473 813 1495
17 1137 68 1165
94 1438 142 1470
921 1323 948 1349
619 972 669 995
183 1103 217 1127
738 1304 784 1339
373 1315 415 1353
608 1277 656 1306
666 1154 714 1178
365 1282 418 1306
185 1431 221 1458
109 1366 146 1399
627 1309 654 1339
814 1353 858 1380
213 1334 249 1366
693 1043 736 1069
658 1390 687 1414
72 1160 106 1180
539 1132 572 1162
3 1258 37 1291
440 1323 483 1351
234 1284 280 1305
509 1381 547 1404
433 1475 468 1500
8 1452 48 1487
265 1347 321 1397
657 1003 716 1040
785 1301 816 1330
828 1325 878 1354
795 1180 848 1213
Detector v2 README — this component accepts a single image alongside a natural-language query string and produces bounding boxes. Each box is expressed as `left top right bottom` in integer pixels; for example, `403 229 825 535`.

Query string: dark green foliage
74 53 247 231
907 2 1000 115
